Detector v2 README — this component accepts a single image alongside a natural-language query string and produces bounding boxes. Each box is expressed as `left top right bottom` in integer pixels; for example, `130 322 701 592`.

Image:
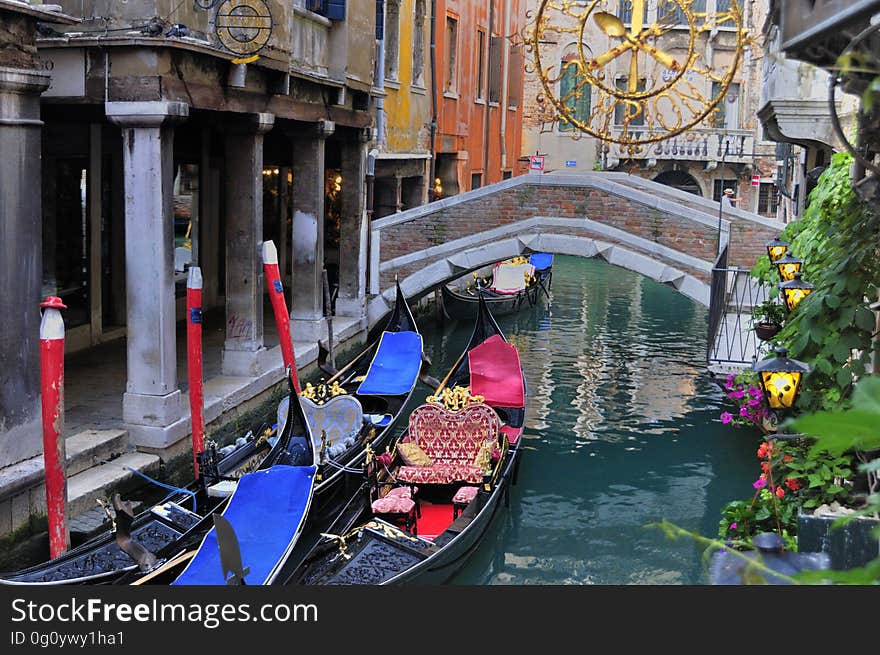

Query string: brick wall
376 178 780 290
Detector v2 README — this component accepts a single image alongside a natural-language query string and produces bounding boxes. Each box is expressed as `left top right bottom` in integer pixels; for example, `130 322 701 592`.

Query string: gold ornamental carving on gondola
526 0 747 151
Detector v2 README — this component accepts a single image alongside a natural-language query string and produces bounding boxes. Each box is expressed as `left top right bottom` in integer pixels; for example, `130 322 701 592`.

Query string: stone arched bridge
366 171 784 326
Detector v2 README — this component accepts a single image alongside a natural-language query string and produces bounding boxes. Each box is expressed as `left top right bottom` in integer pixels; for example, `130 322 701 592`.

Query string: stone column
221 113 274 376
0 67 50 467
106 101 189 448
335 128 370 318
288 120 334 343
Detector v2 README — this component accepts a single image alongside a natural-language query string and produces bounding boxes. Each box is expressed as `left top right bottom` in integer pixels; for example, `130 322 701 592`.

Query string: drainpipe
483 0 495 182
377 5 386 150
429 0 438 191
500 0 509 171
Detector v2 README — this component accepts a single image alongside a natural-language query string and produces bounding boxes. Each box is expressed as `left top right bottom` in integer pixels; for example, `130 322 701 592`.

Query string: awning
356 330 423 396
468 334 525 408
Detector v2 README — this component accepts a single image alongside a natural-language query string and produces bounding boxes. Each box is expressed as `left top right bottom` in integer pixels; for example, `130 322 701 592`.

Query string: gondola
440 253 553 320
285 291 526 585
121 281 427 585
0 423 278 586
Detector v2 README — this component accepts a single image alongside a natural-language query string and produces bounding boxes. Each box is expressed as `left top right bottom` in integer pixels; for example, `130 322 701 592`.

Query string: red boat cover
468 335 524 408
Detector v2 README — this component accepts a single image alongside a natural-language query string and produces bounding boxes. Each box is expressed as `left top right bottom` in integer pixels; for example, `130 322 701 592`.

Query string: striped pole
262 241 300 392
187 267 205 479
39 296 70 558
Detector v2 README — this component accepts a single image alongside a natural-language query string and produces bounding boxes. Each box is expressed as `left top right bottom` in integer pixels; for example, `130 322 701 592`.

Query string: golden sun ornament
526 0 747 152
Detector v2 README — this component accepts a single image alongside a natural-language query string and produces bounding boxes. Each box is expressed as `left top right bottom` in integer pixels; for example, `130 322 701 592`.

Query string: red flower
759 472 767 481
785 478 800 491
757 444 768 458
775 486 785 498
760 461 771 473
783 454 793 463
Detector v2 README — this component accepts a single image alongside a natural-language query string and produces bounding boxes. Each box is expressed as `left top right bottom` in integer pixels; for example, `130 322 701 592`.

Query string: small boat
285 292 526 585
440 253 553 320
0 424 278 586
123 282 427 585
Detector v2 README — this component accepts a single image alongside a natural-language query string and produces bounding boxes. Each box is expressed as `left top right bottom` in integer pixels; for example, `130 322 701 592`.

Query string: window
508 43 523 107
488 35 502 103
659 0 704 25
412 0 426 85
503 170 512 180
307 0 346 20
711 81 740 129
619 0 648 24
613 77 645 125
471 172 483 190
713 179 738 202
476 30 486 100
758 182 779 216
445 16 458 93
384 0 400 81
558 55 591 132
715 0 733 12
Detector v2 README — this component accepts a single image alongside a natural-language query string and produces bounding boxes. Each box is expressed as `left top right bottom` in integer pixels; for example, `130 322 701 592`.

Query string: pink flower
725 374 736 390
752 478 767 489
730 522 737 531
730 390 745 399
748 386 763 398
747 398 761 407
739 406 750 417
720 412 733 424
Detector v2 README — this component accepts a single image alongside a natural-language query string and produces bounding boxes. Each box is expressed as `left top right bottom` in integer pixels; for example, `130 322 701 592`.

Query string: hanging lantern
774 254 803 282
752 347 811 410
765 236 790 263
779 272 814 313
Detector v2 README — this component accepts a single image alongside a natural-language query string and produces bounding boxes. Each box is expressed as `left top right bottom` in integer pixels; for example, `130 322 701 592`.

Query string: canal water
418 255 756 584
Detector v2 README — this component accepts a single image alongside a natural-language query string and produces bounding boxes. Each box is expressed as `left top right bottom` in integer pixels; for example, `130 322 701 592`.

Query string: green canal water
420 255 756 585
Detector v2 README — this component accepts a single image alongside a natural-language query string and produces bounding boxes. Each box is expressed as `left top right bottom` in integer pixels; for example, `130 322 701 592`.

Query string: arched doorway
652 170 703 197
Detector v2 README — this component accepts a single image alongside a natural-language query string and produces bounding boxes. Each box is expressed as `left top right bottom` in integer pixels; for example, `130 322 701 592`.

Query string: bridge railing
707 247 772 368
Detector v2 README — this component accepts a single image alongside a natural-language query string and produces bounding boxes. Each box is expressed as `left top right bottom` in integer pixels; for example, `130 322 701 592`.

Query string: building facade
521 0 782 218
0 0 379 470
432 0 528 197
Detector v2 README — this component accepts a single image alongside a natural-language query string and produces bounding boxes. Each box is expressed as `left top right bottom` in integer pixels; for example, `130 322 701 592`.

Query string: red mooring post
39 296 70 559
262 240 300 392
186 267 205 479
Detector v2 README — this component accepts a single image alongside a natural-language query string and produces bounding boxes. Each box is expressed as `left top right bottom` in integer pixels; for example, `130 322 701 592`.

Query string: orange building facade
432 0 528 197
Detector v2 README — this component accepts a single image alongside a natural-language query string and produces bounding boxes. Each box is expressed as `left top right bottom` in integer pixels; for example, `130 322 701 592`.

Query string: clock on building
527 0 748 153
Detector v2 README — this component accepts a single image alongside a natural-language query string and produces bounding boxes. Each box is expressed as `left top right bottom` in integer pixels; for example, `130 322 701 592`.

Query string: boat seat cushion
453 485 479 505
395 403 500 485
371 494 415 515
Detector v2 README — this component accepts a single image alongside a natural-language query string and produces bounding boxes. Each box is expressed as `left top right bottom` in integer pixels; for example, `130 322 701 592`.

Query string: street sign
565 160 577 168
751 174 761 187
529 155 545 174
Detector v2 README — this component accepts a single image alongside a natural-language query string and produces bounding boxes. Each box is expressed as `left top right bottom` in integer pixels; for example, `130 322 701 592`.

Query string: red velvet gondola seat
396 403 500 485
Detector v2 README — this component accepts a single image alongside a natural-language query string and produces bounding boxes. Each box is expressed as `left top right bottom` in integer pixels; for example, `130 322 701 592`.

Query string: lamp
765 236 790 263
709 532 829 584
752 347 811 411
432 177 443 200
774 254 803 282
779 272 814 313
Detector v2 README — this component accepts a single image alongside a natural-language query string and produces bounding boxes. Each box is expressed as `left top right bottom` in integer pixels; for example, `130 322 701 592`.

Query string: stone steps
64 429 129 477
66 452 161 519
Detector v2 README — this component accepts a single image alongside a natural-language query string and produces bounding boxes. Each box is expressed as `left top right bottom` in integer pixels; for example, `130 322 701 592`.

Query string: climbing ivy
752 152 880 412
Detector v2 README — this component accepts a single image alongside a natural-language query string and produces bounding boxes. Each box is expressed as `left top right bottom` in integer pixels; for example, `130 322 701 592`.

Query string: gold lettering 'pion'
216 0 273 56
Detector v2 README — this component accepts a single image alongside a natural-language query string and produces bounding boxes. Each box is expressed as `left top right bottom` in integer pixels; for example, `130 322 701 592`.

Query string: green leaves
791 377 880 455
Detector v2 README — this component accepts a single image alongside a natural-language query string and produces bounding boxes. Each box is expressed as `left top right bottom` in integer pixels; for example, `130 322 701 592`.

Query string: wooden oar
322 269 336 371
130 550 196 585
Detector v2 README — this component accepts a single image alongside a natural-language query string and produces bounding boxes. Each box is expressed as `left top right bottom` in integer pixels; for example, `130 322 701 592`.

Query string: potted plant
751 299 786 341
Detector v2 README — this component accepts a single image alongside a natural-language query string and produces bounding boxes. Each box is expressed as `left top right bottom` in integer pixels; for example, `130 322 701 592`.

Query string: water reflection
417 256 755 585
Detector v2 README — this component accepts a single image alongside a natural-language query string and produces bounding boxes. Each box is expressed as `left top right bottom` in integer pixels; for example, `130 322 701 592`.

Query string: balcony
607 128 756 165
291 6 332 81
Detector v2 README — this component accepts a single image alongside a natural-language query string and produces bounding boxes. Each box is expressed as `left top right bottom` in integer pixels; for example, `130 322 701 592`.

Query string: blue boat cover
529 253 553 271
356 330 423 396
172 465 315 585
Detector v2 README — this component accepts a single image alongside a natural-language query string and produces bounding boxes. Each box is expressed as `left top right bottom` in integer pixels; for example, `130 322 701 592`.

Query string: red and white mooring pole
262 241 300 392
39 296 70 559
186 267 205 479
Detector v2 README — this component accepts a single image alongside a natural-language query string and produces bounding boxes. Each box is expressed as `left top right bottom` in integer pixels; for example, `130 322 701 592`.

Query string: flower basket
754 322 782 341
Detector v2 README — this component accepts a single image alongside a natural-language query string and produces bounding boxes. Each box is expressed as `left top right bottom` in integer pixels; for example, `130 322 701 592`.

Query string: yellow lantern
752 347 810 410
774 254 803 282
765 236 790 263
779 272 814 313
